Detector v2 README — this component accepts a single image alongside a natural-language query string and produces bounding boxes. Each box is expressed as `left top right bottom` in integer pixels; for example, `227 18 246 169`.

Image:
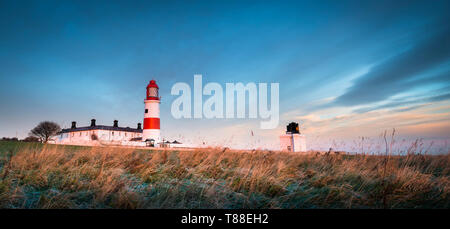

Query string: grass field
0 141 448 209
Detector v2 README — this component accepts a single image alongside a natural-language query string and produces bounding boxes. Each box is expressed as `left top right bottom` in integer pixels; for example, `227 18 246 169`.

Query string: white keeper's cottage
54 119 145 147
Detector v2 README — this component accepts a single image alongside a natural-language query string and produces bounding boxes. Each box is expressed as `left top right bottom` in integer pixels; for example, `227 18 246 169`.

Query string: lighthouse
143 80 161 146
280 122 306 152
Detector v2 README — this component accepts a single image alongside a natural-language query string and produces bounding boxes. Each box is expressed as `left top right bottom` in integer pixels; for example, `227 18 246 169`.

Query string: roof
58 125 143 134
146 80 159 89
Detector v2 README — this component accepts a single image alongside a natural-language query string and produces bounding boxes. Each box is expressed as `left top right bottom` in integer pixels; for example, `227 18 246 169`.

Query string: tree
29 121 61 143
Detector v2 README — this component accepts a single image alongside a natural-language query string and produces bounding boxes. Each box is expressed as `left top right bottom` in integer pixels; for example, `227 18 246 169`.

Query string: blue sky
0 0 449 152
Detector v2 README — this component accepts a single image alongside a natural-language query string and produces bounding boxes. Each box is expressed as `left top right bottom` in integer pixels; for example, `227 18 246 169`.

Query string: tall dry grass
0 143 448 208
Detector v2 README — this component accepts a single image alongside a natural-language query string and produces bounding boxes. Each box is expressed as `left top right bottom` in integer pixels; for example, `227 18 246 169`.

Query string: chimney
71 121 76 129
137 123 142 130
113 120 118 128
90 119 96 127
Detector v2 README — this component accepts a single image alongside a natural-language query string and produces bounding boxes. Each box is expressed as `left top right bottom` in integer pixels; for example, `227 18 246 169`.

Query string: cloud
330 22 450 107
391 104 429 113
297 104 450 139
353 92 450 113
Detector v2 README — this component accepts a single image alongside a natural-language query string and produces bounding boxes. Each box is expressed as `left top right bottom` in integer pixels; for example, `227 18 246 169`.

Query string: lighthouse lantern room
143 80 161 146
146 79 159 99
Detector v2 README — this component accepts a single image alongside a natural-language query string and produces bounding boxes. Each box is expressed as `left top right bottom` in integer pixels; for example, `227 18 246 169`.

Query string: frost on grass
0 142 448 209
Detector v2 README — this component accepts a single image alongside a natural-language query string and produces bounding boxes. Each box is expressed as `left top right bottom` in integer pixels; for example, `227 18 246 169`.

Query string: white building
53 119 146 147
280 122 306 152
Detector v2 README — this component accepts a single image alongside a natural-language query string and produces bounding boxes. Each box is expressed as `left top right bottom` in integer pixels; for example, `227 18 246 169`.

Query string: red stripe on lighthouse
144 118 160 129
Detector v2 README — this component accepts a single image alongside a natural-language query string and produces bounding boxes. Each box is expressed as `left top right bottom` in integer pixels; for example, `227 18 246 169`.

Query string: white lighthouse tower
280 122 306 152
143 80 161 146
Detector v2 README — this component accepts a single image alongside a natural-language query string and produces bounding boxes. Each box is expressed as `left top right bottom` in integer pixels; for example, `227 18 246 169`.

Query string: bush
22 136 40 142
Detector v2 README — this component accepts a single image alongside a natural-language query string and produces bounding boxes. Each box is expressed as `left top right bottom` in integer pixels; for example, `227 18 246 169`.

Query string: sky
0 0 449 153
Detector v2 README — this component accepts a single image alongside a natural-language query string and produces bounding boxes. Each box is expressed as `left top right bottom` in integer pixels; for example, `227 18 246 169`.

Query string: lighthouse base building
279 122 306 152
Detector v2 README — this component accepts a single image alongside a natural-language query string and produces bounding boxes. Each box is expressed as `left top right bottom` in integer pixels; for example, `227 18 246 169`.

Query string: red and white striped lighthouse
143 80 161 146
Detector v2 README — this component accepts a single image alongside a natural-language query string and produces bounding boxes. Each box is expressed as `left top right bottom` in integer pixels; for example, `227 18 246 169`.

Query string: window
112 132 114 136
149 88 158 97
145 109 148 113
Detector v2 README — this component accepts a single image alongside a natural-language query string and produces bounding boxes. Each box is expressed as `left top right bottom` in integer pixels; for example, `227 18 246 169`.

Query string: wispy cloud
353 92 450 113
290 101 450 139
329 20 450 107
